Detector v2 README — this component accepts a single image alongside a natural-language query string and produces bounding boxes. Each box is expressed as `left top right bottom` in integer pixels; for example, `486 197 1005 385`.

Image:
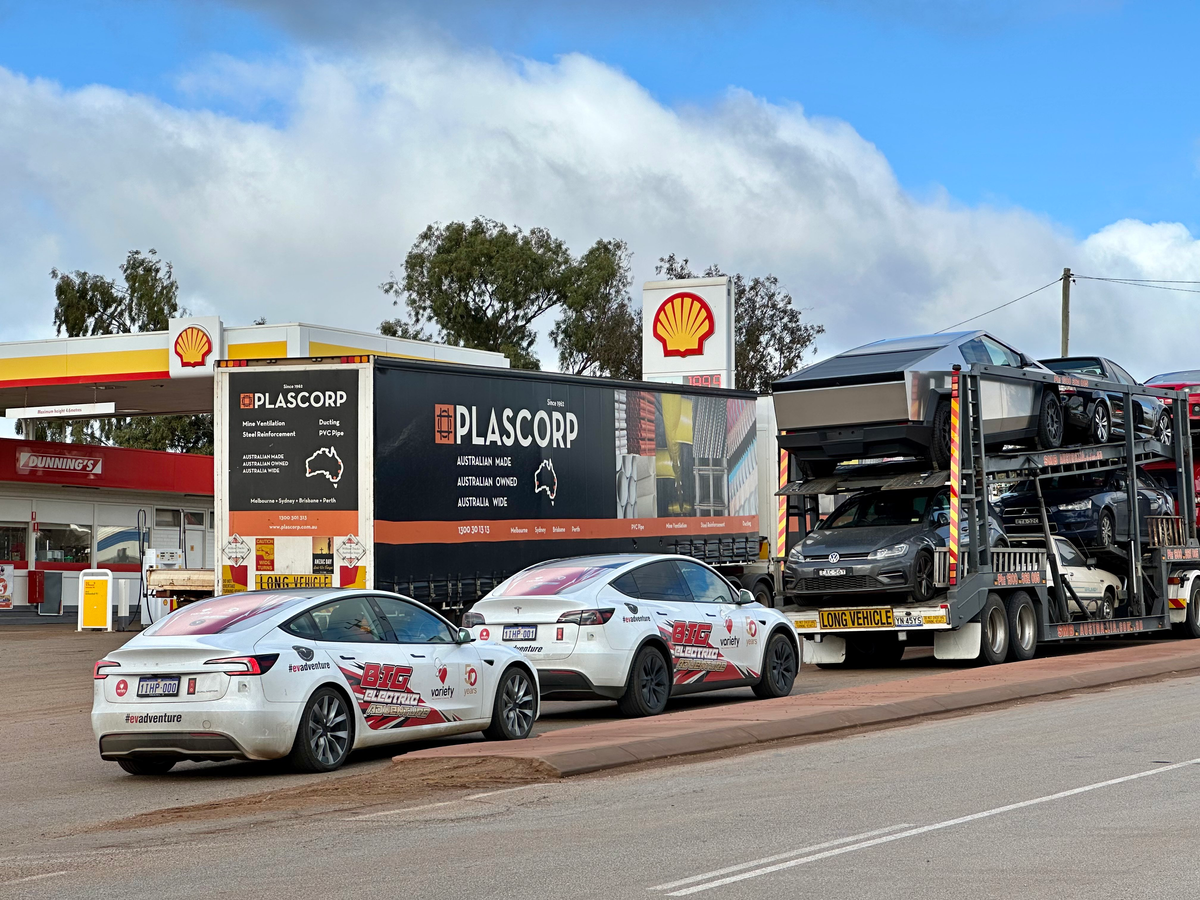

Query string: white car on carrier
464 554 800 716
93 589 538 775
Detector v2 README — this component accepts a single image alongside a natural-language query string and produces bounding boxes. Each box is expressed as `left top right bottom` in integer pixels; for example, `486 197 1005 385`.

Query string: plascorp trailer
213 356 769 615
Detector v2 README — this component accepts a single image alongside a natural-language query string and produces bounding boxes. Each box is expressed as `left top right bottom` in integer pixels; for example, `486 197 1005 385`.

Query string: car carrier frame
776 362 1200 664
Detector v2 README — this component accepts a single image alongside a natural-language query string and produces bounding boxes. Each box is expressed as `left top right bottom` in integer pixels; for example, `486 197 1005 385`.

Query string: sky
0 0 1198 380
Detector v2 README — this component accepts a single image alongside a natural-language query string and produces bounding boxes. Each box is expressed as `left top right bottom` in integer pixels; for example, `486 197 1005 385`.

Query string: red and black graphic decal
339 662 458 731
659 620 758 686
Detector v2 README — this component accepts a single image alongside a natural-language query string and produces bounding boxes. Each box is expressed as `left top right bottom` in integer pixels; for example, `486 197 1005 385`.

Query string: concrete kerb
394 642 1200 778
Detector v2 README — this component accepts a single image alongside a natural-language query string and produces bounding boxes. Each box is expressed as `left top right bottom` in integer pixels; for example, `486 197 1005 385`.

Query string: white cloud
0 42 1197 380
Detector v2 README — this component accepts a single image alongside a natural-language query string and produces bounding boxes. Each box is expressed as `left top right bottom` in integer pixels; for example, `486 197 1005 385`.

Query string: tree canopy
551 239 641 380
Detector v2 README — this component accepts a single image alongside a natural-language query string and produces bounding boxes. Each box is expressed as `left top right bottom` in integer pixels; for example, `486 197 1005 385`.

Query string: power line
1073 275 1200 295
1075 275 1200 285
935 277 1063 333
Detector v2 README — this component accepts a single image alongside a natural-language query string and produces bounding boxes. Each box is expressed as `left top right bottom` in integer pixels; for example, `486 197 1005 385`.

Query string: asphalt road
6 663 1200 898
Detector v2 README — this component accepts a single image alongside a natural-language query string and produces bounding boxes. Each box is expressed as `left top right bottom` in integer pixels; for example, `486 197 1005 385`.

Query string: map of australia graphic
305 447 344 484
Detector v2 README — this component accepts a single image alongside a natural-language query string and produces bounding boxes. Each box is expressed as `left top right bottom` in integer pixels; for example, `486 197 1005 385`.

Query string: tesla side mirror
1086 558 1097 569
457 627 474 643
737 589 755 605
1019 352 1035 367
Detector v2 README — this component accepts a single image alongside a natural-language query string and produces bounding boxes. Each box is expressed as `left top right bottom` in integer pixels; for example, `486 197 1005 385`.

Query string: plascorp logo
434 403 578 448
243 389 348 409
174 325 213 368
653 292 715 358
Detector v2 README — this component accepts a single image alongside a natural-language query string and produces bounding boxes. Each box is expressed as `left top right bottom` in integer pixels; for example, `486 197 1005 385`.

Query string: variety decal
431 659 454 698
464 666 479 695
115 679 128 697
479 628 490 641
662 620 757 686
339 661 457 730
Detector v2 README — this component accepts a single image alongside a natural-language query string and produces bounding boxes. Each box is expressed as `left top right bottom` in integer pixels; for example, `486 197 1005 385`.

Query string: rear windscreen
490 562 625 597
1042 358 1104 377
1149 370 1200 384
147 592 304 636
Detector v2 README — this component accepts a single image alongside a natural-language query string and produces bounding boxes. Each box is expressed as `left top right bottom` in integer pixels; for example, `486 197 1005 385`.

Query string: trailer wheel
1036 392 1064 450
1004 591 1037 662
930 400 952 470
979 592 1009 665
1183 582 1200 639
753 581 774 609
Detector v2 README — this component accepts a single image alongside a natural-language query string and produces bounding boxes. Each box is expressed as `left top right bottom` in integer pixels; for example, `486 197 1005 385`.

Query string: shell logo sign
173 325 213 368
652 292 715 358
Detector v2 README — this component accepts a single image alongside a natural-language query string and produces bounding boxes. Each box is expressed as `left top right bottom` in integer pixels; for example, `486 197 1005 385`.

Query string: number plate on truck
893 612 923 627
817 568 847 577
502 625 538 641
136 676 180 697
818 608 895 629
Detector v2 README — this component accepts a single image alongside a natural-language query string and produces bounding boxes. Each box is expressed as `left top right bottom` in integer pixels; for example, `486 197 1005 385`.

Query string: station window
184 511 205 527
155 509 181 528
0 523 27 561
35 524 92 565
96 526 148 566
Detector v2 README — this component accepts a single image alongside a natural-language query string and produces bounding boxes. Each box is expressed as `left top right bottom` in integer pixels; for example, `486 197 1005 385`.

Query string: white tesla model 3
464 554 799 717
93 589 538 775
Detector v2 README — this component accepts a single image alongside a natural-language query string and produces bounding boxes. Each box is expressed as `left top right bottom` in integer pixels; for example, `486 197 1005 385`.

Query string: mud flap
934 623 981 660
802 635 846 665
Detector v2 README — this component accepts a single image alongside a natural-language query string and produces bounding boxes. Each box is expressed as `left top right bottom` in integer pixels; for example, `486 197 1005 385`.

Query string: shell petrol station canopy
0 319 509 418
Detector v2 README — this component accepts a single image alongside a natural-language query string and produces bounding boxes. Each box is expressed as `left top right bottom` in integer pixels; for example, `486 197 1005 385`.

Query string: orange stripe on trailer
948 372 961 586
777 448 788 558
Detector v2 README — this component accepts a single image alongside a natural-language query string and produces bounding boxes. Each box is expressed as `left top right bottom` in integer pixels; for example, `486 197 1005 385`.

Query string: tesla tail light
204 654 280 675
94 660 120 679
557 609 615 626
462 612 486 628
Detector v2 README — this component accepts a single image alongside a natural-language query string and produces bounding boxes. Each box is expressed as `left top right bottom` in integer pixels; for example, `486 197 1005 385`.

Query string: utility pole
1060 267 1071 356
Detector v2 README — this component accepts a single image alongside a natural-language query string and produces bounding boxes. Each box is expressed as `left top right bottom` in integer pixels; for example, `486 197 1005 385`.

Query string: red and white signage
642 276 734 388
17 450 103 476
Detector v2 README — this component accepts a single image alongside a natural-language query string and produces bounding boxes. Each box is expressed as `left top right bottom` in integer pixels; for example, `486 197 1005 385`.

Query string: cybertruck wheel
618 645 671 717
117 758 176 776
930 400 952 469
1037 392 1064 450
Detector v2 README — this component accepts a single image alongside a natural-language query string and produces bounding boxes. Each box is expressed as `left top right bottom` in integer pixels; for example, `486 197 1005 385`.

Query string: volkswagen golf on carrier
464 554 799 717
93 590 538 775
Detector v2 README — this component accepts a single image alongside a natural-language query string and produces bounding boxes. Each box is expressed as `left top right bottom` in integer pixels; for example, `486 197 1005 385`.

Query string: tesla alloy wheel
753 632 798 699
484 667 537 740
1090 403 1111 444
291 687 353 772
618 645 671 717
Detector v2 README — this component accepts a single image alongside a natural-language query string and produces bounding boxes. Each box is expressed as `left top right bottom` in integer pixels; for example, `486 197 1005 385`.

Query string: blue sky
2 0 1195 237
0 0 1198 378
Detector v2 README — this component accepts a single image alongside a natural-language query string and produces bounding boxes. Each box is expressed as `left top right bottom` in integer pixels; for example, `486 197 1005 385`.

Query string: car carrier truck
773 361 1200 665
212 355 777 617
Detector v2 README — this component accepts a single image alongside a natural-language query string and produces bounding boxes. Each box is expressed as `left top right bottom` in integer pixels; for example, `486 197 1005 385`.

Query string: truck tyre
912 548 936 603
1036 391 1064 450
117 758 176 776
978 592 1009 665
1183 582 1200 639
483 666 537 740
1004 591 1037 662
752 632 798 698
930 400 952 469
869 633 907 666
1100 587 1117 620
753 582 774 608
617 645 671 717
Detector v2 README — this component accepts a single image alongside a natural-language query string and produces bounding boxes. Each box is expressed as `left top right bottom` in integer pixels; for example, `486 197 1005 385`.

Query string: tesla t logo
652 292 715 358
434 404 455 444
173 325 213 368
115 679 128 697
360 662 412 692
828 552 841 563
671 621 713 645
465 667 478 687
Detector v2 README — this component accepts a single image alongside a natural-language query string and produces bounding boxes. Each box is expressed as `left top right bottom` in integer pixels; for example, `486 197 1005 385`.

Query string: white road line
345 782 551 820
0 871 68 887
667 757 1200 896
649 825 912 891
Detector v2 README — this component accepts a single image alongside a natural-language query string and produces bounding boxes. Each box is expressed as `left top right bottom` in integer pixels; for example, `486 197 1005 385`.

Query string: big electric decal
662 619 758 686
226 368 359 537
339 661 456 730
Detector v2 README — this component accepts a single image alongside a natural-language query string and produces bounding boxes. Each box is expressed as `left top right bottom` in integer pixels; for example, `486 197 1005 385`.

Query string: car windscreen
1041 358 1104 377
489 561 627 597
1011 473 1111 493
1148 370 1200 384
822 491 932 529
146 592 307 636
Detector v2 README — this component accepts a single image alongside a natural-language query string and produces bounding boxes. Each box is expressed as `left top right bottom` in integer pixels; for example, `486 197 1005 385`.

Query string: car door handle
704 613 717 617
410 654 426 658
339 655 355 660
